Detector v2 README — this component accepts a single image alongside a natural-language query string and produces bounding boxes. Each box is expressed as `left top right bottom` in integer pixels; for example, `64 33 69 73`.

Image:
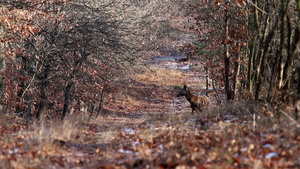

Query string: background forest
0 0 299 168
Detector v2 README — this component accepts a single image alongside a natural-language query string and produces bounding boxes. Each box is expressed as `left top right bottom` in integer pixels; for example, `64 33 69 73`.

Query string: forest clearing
0 0 300 168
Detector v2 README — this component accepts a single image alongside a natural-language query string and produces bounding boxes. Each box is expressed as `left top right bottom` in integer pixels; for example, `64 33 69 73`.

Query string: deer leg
191 105 195 114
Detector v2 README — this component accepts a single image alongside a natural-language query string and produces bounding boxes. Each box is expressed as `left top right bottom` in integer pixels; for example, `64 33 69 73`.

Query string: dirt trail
104 58 219 117
1 57 299 169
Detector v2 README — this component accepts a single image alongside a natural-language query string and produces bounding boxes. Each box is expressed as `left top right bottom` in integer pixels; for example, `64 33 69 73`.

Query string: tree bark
233 44 241 100
277 0 290 89
96 84 107 118
247 39 256 93
267 0 289 101
282 25 300 89
297 0 300 14
35 63 50 120
254 15 278 99
297 67 300 99
0 25 5 114
61 82 73 120
223 1 232 101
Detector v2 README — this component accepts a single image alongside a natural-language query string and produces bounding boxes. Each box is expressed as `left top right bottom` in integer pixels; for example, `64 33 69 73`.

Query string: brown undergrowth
0 64 299 168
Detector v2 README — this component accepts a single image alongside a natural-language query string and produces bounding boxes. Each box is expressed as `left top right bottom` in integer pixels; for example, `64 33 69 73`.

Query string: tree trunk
61 82 73 120
297 0 300 15
254 15 278 99
282 26 300 89
297 67 300 99
205 69 209 97
0 25 5 114
36 63 50 120
212 79 221 105
223 1 232 101
254 0 261 37
61 46 88 120
267 52 278 101
96 84 107 118
277 0 290 89
233 44 241 100
267 1 289 101
247 39 255 93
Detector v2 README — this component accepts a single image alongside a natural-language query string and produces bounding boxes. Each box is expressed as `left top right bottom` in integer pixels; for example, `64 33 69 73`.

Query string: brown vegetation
0 0 299 168
0 60 299 168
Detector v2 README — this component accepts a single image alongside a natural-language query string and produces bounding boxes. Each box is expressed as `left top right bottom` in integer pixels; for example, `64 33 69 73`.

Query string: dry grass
133 66 185 87
20 119 79 144
0 101 299 168
0 62 299 168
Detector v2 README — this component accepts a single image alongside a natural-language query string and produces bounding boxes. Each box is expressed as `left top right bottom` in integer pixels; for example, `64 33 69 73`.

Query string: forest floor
0 59 299 169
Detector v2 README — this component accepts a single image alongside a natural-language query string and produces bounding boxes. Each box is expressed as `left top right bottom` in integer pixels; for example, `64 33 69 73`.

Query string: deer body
177 85 210 113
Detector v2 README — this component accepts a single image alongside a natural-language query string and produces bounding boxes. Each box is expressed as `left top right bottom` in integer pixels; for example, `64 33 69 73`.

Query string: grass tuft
133 66 184 87
20 118 79 146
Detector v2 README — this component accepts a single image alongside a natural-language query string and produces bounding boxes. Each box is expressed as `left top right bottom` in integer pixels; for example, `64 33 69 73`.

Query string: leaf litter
0 60 299 168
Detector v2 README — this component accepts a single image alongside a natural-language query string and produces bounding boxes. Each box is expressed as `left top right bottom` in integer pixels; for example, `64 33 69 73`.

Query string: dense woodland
1 0 299 120
188 0 300 103
0 0 188 120
0 0 299 168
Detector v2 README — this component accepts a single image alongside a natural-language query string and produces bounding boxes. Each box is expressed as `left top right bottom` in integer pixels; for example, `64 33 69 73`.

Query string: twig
246 0 268 15
212 79 221 105
253 113 256 131
279 110 299 125
21 61 44 97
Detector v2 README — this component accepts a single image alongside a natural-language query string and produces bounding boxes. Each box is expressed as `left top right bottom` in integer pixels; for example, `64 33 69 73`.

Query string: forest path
1 56 298 169
103 56 218 118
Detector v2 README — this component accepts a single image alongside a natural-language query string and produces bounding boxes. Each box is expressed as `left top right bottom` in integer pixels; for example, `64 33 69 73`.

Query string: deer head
176 85 188 97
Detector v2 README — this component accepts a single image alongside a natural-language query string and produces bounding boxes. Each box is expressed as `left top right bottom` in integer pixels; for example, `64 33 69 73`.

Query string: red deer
176 85 210 113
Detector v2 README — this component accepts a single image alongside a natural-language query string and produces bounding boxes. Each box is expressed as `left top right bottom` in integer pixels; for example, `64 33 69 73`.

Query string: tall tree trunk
223 1 232 101
0 25 5 114
255 16 278 99
254 0 261 37
61 45 88 120
61 82 73 120
15 66 25 115
96 84 107 118
254 15 270 99
267 0 289 101
247 39 255 93
296 0 300 15
297 67 300 99
267 51 279 101
282 23 300 89
277 0 290 89
35 63 50 120
233 44 241 100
